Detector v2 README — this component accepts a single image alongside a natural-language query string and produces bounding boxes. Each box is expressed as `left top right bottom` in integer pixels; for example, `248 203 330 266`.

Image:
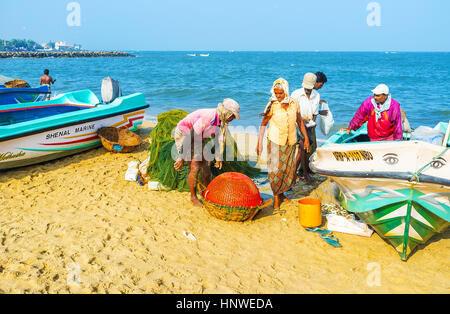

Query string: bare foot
191 196 203 207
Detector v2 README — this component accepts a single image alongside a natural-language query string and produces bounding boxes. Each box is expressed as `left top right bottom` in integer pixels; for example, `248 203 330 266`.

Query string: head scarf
270 78 290 104
262 78 290 117
371 94 392 121
215 98 240 158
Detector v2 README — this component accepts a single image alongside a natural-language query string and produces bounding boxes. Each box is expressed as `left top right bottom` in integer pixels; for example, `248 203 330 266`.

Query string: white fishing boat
310 123 450 260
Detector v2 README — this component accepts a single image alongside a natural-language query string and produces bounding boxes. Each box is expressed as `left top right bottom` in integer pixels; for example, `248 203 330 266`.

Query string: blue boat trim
0 104 149 143
0 86 51 105
0 88 51 95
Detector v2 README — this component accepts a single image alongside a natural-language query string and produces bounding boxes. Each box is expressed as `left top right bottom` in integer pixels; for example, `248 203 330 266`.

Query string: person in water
257 78 310 209
39 69 56 100
342 84 403 141
173 99 240 207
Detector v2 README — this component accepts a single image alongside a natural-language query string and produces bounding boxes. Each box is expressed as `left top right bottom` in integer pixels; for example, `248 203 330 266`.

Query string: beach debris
306 227 342 248
321 203 373 237
321 203 354 219
137 158 150 186
139 157 149 175
125 160 139 182
326 214 373 237
182 231 197 242
148 181 170 191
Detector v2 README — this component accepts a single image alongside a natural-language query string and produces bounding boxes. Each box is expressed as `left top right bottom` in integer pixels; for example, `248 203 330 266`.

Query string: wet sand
0 122 448 294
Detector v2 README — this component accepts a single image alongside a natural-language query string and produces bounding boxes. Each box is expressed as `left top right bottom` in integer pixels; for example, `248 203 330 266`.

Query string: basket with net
97 127 142 153
198 172 272 222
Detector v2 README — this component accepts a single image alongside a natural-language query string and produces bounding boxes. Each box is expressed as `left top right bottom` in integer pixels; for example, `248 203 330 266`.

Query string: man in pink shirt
173 99 240 207
342 84 403 141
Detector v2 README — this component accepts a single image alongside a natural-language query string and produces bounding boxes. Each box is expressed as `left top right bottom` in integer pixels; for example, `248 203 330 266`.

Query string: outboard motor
101 77 122 104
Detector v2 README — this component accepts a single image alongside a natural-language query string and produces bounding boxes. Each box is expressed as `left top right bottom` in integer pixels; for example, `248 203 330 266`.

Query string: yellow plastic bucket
298 198 322 228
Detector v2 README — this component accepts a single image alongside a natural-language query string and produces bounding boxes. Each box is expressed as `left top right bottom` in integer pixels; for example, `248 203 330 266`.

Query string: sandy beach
0 122 448 294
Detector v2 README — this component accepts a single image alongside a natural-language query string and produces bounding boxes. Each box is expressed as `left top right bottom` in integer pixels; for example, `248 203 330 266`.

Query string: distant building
54 41 82 51
39 43 53 51
55 41 72 51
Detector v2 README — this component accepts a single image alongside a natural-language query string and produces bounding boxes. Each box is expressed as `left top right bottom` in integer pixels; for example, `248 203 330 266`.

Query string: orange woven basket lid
203 172 263 208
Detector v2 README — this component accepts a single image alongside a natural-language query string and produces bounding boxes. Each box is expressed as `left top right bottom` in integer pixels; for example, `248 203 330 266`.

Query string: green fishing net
146 109 262 192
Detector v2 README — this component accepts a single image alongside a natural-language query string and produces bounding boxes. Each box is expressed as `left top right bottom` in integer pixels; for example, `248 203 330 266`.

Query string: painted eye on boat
430 157 446 169
383 153 399 165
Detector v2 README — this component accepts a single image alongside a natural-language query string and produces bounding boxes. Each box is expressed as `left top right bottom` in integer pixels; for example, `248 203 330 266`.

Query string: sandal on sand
306 227 342 248
306 227 332 235
319 234 342 248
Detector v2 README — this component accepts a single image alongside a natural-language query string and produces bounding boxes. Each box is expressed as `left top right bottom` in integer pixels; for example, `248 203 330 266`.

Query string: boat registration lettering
44 124 95 140
333 150 373 162
0 151 26 161
75 124 95 133
46 129 71 140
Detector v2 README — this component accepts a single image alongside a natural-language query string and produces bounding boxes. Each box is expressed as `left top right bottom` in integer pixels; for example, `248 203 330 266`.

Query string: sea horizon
2 51 449 137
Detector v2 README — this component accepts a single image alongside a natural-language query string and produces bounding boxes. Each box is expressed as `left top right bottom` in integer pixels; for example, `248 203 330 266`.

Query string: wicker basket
97 127 142 153
198 172 272 222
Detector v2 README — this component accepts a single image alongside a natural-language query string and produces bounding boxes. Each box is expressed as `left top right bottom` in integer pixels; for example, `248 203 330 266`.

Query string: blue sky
1 0 449 51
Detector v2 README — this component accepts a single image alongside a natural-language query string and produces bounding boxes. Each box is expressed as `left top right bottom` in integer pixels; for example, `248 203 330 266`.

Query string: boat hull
330 176 449 260
310 133 449 260
0 86 50 105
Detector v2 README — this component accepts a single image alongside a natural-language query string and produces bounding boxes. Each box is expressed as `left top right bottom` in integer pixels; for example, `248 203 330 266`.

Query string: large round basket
97 127 142 153
4 79 30 88
198 172 272 222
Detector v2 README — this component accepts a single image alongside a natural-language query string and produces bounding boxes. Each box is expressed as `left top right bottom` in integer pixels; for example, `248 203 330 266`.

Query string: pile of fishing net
146 109 262 192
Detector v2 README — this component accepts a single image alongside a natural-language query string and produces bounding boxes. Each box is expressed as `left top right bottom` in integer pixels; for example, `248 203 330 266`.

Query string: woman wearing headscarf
256 78 310 209
173 99 240 207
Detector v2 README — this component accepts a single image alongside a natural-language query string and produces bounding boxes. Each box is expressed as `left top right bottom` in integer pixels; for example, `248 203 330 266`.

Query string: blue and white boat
0 89 148 170
0 75 50 105
0 85 50 105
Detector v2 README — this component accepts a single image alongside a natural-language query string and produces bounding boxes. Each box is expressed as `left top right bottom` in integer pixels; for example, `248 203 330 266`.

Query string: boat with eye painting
310 123 450 261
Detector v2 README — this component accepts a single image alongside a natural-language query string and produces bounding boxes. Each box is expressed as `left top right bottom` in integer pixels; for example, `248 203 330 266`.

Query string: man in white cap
291 73 320 183
173 99 240 206
342 84 403 141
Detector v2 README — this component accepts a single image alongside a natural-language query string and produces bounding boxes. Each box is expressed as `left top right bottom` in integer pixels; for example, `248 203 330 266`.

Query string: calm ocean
1 51 449 138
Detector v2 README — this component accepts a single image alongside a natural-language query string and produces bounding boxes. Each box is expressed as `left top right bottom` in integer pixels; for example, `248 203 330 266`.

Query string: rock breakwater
0 51 135 58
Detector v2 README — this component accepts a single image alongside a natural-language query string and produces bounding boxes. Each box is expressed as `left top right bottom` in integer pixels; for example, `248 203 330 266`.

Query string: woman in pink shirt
173 99 240 207
342 84 403 141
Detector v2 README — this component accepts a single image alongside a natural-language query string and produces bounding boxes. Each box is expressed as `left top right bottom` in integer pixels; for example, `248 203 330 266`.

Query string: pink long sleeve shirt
349 96 403 141
177 109 220 138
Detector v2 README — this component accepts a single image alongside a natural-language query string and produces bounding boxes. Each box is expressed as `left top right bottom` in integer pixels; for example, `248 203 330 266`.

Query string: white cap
302 73 317 90
371 84 389 95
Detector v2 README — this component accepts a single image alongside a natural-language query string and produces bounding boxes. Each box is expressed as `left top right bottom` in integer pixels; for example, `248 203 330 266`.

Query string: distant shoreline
0 51 136 58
